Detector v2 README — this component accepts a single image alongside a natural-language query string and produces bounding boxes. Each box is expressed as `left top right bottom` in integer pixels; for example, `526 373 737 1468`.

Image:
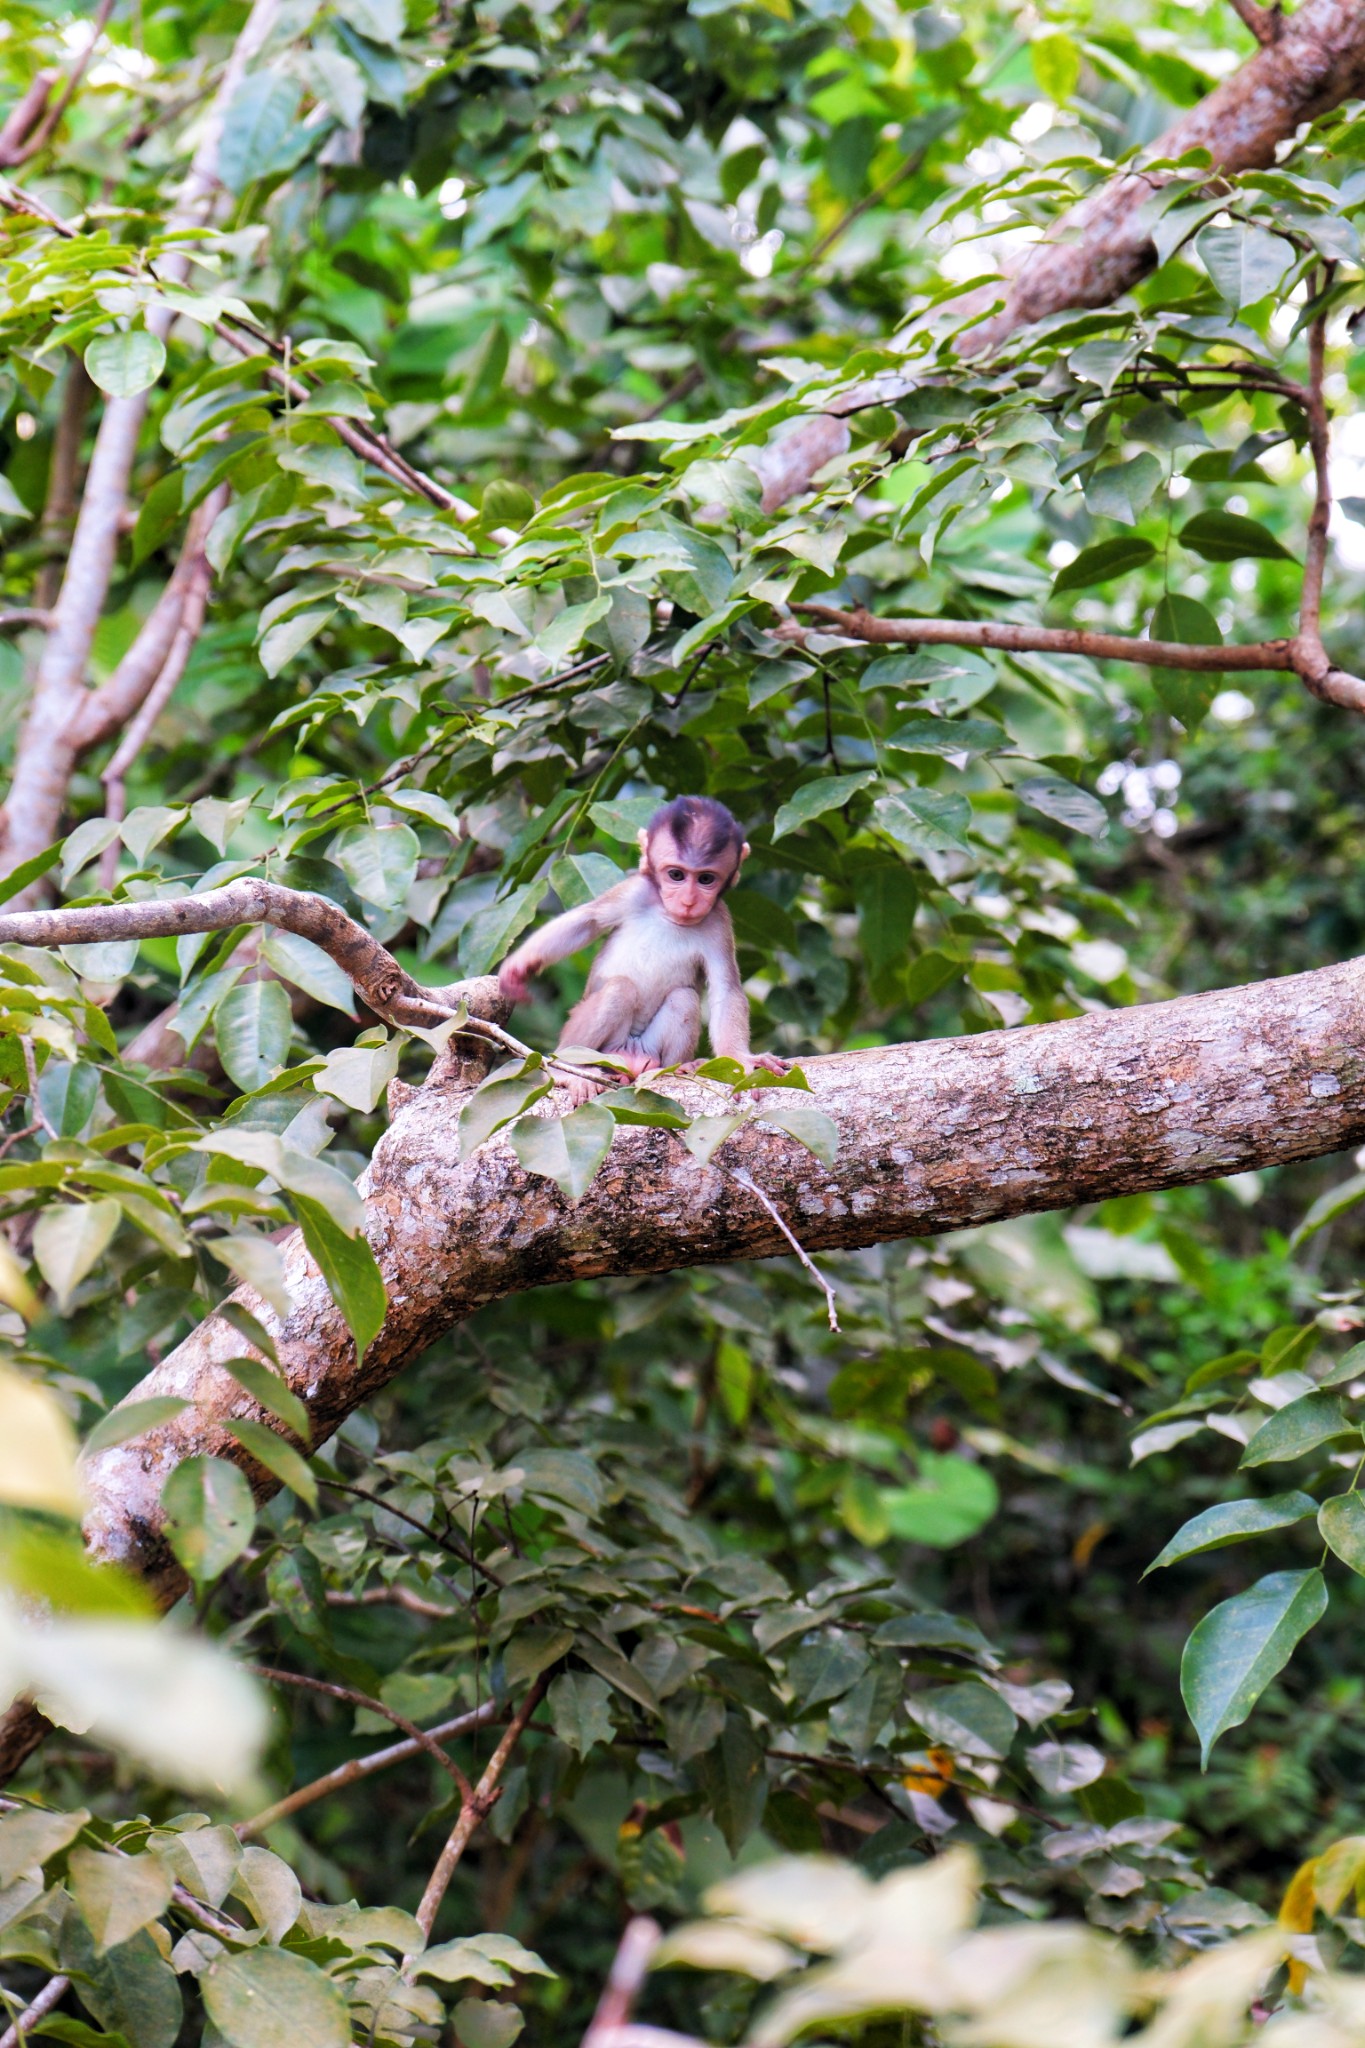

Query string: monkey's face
644 828 742 927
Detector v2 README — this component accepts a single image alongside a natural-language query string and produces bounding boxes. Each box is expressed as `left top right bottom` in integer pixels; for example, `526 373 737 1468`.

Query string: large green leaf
772 772 877 841
219 75 306 193
1196 222 1295 307
1179 510 1294 563
292 1193 386 1357
84 328 166 398
161 1455 256 1581
1181 1568 1327 1765
509 1102 615 1200
1144 1492 1317 1574
204 1947 350 2048
1319 1492 1365 1576
215 978 293 1093
1051 536 1154 592
1239 1392 1353 1467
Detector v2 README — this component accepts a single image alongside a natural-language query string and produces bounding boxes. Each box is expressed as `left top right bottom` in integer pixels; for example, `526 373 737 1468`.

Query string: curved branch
0 880 499 1033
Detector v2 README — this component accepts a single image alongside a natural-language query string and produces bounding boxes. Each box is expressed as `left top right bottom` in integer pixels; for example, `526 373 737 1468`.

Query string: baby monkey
499 795 787 1101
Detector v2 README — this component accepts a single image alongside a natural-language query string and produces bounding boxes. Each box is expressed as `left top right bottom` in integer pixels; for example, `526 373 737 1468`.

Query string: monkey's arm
498 881 633 1004
701 909 787 1076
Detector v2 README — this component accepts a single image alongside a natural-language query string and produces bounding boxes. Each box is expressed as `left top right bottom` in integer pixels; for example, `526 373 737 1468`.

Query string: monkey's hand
744 1052 790 1083
498 957 537 1006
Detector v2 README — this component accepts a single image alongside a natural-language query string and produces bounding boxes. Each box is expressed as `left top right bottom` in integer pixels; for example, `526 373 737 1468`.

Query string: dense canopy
5 0 1365 2043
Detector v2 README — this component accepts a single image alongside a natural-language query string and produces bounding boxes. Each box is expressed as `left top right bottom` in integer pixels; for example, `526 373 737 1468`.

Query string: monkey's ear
636 827 650 869
738 841 751 866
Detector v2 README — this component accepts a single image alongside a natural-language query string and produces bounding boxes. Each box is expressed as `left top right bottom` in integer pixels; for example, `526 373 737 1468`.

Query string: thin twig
728 1167 840 1330
414 1676 548 1939
0 609 53 632
581 1918 663 2047
0 1974 70 2048
248 1662 476 1804
0 0 115 169
235 1697 500 1838
790 598 1365 715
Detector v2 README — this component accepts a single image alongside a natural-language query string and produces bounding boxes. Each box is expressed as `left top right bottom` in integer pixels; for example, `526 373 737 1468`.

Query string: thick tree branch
34 357 92 613
759 0 1365 510
0 0 281 888
5 948 1365 1777
0 0 115 170
0 73 57 168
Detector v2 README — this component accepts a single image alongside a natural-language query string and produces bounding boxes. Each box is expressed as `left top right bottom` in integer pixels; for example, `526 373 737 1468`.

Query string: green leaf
1239 1392 1353 1467
854 869 918 980
1150 592 1222 648
693 1711 767 1855
162 1455 256 1582
226 1417 318 1509
220 1356 310 1442
312 1034 402 1112
1149 591 1224 730
84 1395 192 1456
292 1193 386 1358
32 1198 121 1309
0 839 61 905
204 1947 350 2048
216 978 293 1093
259 606 333 676
218 74 306 193
1085 452 1163 526
548 1670 616 1755
260 929 356 1013
459 1070 552 1156
1181 1567 1327 1766
587 796 661 844
460 879 548 977
508 1102 614 1200
915 1679 1017 1759
1319 1491 1365 1576
1051 536 1154 593
886 716 1006 760
756 1100 839 1168
1030 29 1079 100
873 788 972 857
1292 1172 1365 1249
1196 222 1295 308
772 772 877 841
84 328 166 398
1017 773 1108 838
455 2000 524 2048
0 1803 88 1885
1179 510 1294 563
1144 1492 1317 1574
1320 1341 1365 1388
880 1452 998 1548
679 1111 748 1165
330 821 420 910
68 1845 172 1954
62 1922 182 2048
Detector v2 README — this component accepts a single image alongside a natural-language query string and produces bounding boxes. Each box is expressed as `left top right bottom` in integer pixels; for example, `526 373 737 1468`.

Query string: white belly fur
590 900 707 1032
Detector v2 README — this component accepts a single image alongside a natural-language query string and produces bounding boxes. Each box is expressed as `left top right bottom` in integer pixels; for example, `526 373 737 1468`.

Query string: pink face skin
644 827 743 927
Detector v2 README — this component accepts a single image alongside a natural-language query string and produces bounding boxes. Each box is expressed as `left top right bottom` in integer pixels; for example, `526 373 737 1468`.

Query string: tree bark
758 0 1365 509
4 948 1364 1778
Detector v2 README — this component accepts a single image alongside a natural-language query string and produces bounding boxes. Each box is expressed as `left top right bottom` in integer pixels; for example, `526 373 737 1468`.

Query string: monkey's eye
666 868 687 881
697 873 717 886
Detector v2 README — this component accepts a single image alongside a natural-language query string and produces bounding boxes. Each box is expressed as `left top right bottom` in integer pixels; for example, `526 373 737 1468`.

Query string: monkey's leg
558 977 641 1105
634 988 701 1076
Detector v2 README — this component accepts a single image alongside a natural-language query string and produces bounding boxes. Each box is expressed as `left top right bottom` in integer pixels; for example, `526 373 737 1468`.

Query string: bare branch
582 1919 663 2048
1228 0 1285 45
34 356 93 613
789 603 1295 672
414 1677 548 1938
0 880 503 1034
0 0 282 886
248 1663 476 1805
0 73 57 167
0 0 115 169
235 1698 500 1840
0 610 51 633
728 1168 840 1331
0 1974 70 2048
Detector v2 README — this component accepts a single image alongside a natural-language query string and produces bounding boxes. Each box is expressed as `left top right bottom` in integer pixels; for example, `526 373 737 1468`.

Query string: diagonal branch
756 0 1365 511
414 1676 549 1938
0 0 115 170
0 0 282 889
235 1698 501 1840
